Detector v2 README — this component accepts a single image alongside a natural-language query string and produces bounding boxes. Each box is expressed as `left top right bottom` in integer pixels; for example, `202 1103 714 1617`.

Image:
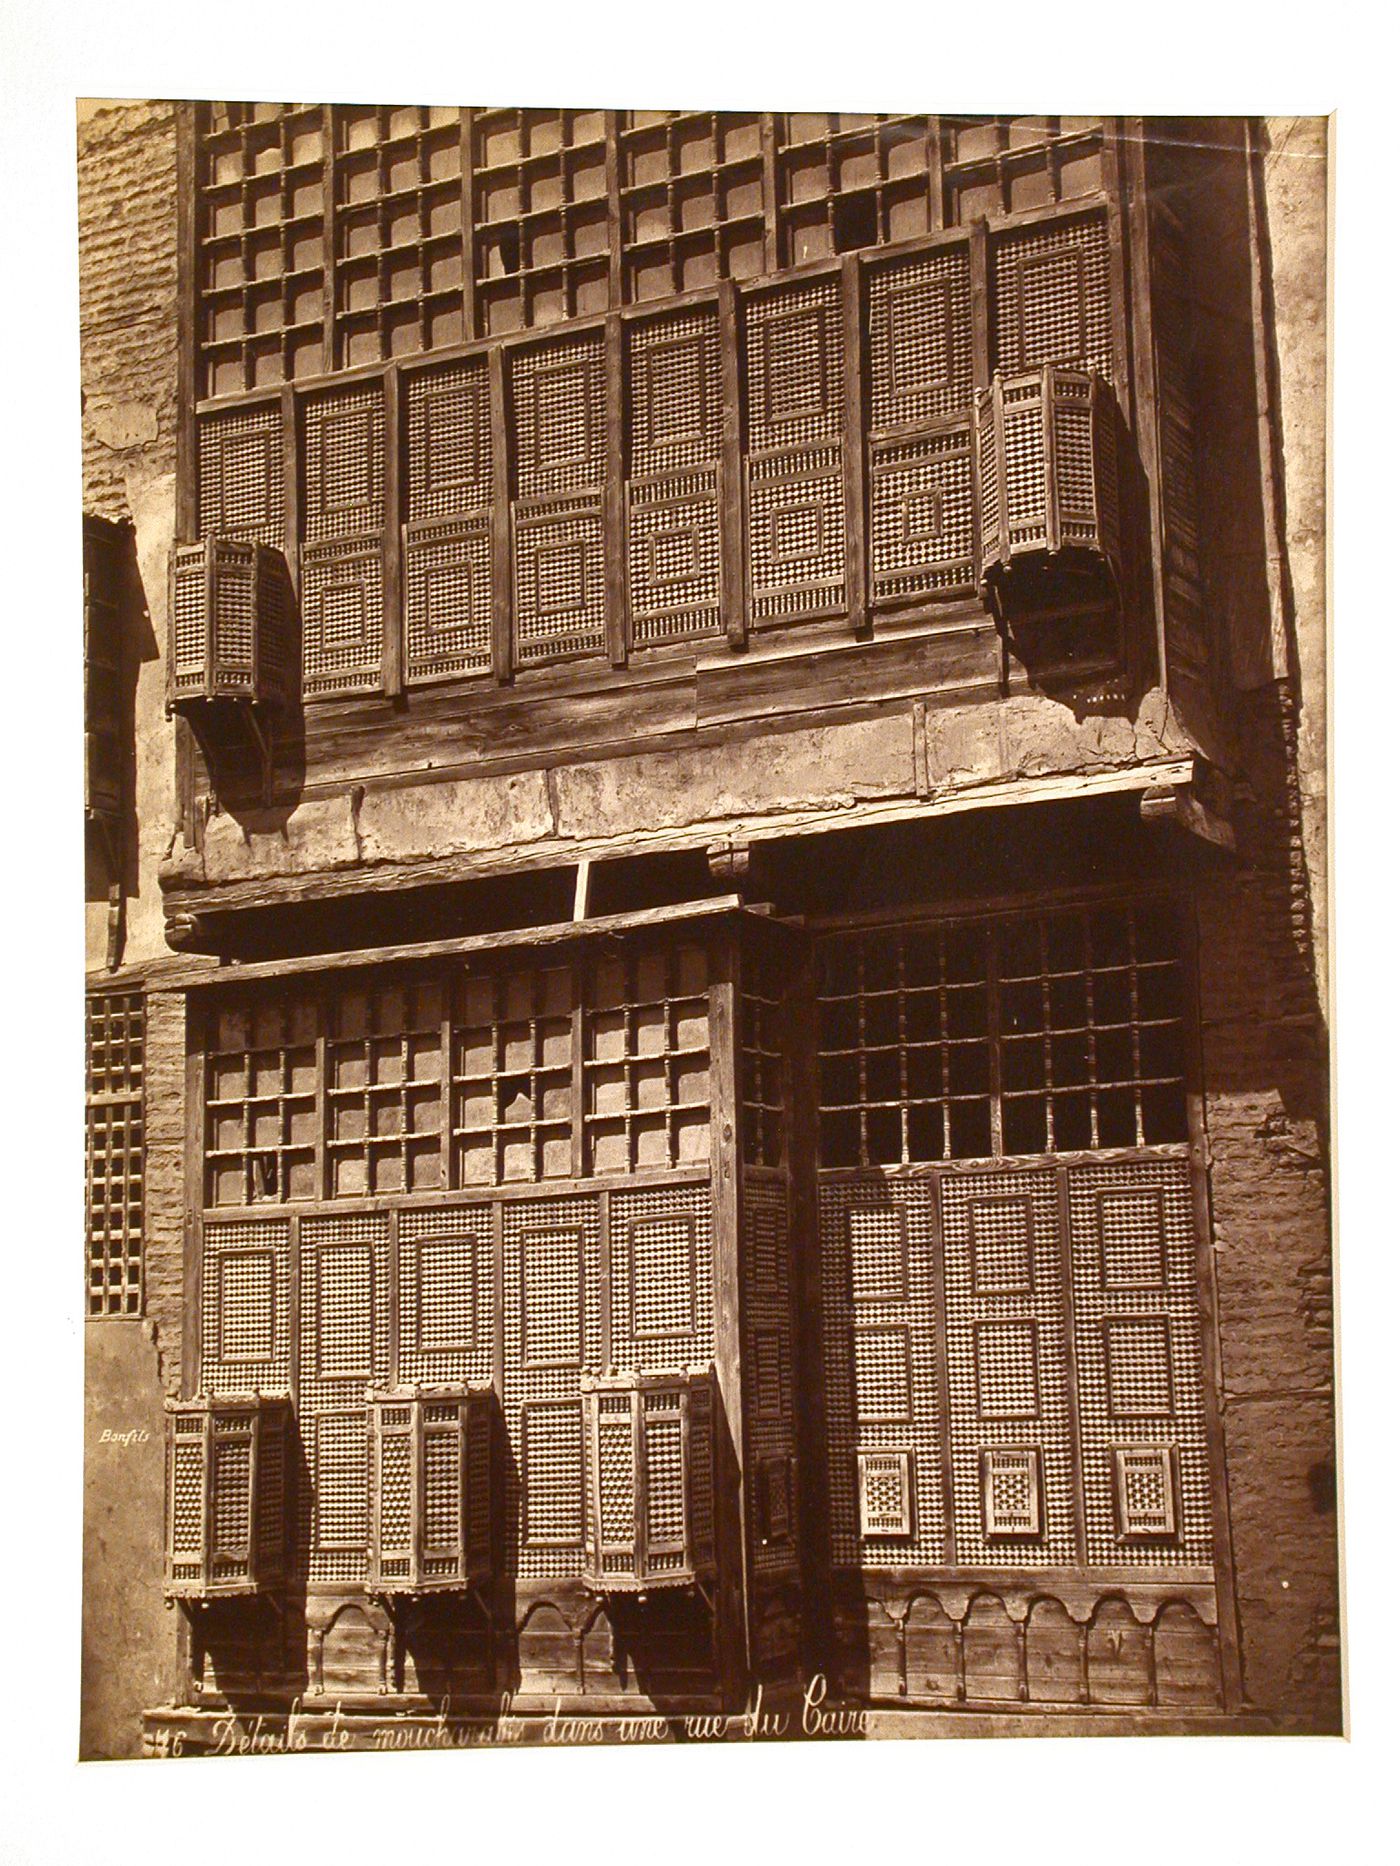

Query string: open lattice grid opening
86 991 145 1316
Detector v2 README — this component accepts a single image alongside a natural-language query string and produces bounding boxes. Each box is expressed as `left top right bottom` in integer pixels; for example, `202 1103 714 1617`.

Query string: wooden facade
79 108 1337 1751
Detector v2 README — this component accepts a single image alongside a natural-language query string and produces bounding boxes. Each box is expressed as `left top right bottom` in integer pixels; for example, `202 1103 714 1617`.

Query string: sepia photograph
71 92 1344 1765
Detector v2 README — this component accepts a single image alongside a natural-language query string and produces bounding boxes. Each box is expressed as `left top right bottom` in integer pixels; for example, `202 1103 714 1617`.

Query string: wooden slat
382 364 403 697
604 314 628 666
488 343 513 684
841 255 870 640
717 280 747 652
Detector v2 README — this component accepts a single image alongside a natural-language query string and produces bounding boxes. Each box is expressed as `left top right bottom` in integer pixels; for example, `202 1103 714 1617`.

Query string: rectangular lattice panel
304 383 386 540
619 111 765 301
325 974 445 1197
820 1176 946 1566
740 943 786 1169
196 103 328 396
367 1385 495 1593
857 1449 913 1538
611 1181 714 1370
198 405 286 546
743 1180 800 1572
205 990 319 1207
627 304 723 470
164 1395 290 1597
585 941 711 1173
86 992 144 1317
744 278 846 629
201 1219 292 1391
774 113 935 266
398 1207 494 1385
503 1194 601 1576
1068 1159 1213 1566
298 1213 391 1581
332 105 466 367
626 470 723 644
991 212 1114 385
869 420 977 608
403 358 494 683
301 535 385 695
471 109 610 335
452 963 575 1185
867 245 973 431
941 1167 1075 1566
581 1369 716 1591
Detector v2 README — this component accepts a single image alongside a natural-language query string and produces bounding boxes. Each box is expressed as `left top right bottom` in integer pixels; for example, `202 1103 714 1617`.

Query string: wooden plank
603 110 624 310
969 219 991 391
717 280 747 652
320 106 337 375
1054 1161 1090 1566
460 110 476 342
168 896 747 990
603 314 628 666
182 999 203 1399
280 383 299 593
382 364 404 698
175 103 199 536
841 255 870 640
488 343 513 684
1122 118 1170 691
759 115 779 273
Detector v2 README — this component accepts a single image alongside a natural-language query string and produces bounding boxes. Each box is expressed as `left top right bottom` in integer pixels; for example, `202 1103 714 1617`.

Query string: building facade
80 105 1336 1755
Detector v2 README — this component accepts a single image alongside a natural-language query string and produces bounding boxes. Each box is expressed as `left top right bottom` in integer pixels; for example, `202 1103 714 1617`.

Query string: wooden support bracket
1139 780 1236 852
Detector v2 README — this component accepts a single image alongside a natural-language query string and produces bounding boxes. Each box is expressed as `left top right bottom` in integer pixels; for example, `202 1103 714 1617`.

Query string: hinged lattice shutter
367 1385 496 1594
163 1394 290 1599
743 278 846 628
301 383 386 695
404 359 494 684
580 1367 716 1592
168 537 295 709
625 306 725 645
510 335 609 664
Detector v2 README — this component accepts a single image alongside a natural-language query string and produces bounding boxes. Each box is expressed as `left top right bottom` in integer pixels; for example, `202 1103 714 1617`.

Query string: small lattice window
452 964 574 1185
980 1446 1043 1539
86 992 145 1316
1111 1444 1179 1541
856 1449 913 1539
774 114 935 266
585 941 711 1173
618 111 765 302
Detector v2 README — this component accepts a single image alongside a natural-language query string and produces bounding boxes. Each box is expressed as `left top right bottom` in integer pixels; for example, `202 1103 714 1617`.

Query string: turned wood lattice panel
744 1180 801 1574
774 114 935 267
366 1385 494 1594
404 359 494 682
297 1213 391 1581
991 211 1114 385
510 334 609 662
169 538 295 707
744 277 847 628
819 1157 1214 1574
625 305 725 644
86 991 144 1316
940 117 1106 227
302 383 386 695
453 963 574 1185
503 1193 602 1577
977 366 1120 587
820 1176 947 1566
817 900 1188 1168
610 1181 714 1372
740 945 786 1170
197 406 285 547
471 109 610 336
201 1218 292 1391
580 1369 716 1592
398 1206 494 1385
164 1395 290 1598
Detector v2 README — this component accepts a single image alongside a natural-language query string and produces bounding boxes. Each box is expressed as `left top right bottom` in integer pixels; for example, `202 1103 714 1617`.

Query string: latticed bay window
86 990 145 1316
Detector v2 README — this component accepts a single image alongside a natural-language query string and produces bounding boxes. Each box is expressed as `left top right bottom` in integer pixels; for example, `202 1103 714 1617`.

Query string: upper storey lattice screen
87 992 145 1316
193 106 1109 394
817 900 1188 1169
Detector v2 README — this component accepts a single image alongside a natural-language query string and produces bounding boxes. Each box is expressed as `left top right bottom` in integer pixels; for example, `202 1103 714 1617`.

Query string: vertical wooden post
841 254 870 640
604 313 629 667
382 364 404 697
320 106 337 375
718 280 747 652
488 344 513 683
460 110 477 343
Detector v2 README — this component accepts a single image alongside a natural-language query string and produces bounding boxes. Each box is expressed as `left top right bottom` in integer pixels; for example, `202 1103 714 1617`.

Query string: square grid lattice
626 305 724 645
1069 1159 1213 1566
297 1213 391 1581
196 103 329 395
820 1177 945 1567
740 949 786 1169
333 105 466 367
471 109 610 335
940 117 1106 226
818 901 1187 1167
585 942 711 1173
774 113 935 266
503 1194 601 1576
452 964 574 1185
86 992 145 1316
201 1219 292 1391
619 111 766 301
205 992 319 1207
325 976 445 1197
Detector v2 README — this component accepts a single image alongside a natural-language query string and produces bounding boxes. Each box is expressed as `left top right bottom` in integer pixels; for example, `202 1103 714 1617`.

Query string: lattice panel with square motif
869 421 976 607
304 384 385 540
86 991 145 1317
941 1167 1075 1565
819 1176 945 1566
868 246 973 431
198 405 286 546
202 1218 292 1391
398 1207 494 1385
1068 1158 1213 1566
611 1181 714 1370
502 1193 601 1576
991 212 1114 386
301 535 384 695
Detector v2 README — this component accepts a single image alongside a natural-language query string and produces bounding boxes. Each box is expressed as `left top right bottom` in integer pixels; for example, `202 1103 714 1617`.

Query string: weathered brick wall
78 101 178 522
